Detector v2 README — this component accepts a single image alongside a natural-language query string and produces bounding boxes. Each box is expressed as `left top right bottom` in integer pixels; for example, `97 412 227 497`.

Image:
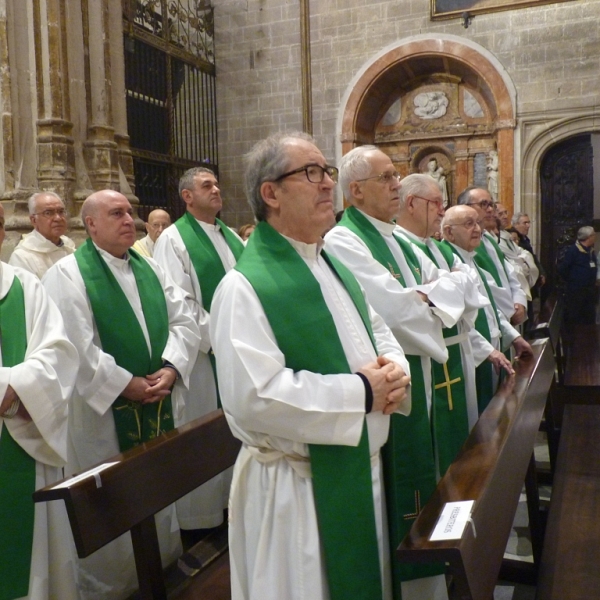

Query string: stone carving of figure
413 91 449 120
487 150 499 202
425 158 449 207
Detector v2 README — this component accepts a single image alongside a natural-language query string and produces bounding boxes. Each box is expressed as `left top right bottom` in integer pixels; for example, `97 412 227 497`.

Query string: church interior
4 0 600 599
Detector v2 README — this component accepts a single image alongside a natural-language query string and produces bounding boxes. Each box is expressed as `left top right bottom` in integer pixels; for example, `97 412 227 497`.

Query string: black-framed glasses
273 163 339 184
34 208 67 219
355 171 401 185
467 200 493 209
413 195 444 210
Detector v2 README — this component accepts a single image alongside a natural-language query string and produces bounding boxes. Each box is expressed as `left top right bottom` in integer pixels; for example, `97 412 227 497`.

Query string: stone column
81 0 119 192
33 0 76 204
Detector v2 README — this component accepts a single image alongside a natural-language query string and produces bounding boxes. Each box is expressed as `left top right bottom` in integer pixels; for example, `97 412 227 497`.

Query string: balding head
81 190 136 257
396 174 445 238
28 191 67 244
145 209 171 242
441 205 482 253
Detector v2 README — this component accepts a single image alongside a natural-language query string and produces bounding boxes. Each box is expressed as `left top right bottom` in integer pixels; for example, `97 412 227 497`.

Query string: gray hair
511 212 529 226
339 145 378 201
244 131 315 222
178 167 216 198
577 225 595 241
28 191 63 215
456 186 487 206
398 174 440 209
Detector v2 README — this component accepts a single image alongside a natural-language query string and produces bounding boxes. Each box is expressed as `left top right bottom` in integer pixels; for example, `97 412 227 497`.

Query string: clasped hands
358 356 411 415
122 367 178 404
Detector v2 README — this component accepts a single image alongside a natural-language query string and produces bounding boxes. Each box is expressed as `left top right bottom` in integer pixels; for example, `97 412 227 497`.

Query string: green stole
406 235 469 476
175 212 244 403
0 276 35 600
473 233 509 287
442 241 500 413
75 240 174 451
236 221 382 600
337 207 443 593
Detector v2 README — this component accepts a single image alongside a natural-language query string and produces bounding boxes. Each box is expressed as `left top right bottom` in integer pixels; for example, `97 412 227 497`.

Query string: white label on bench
429 500 475 541
51 462 119 489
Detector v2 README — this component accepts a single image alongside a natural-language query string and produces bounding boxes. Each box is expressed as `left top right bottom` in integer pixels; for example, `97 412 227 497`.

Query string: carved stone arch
519 111 600 247
337 34 516 209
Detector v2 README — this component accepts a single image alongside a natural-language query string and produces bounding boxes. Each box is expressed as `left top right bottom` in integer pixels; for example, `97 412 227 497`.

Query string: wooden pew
397 338 555 600
536 404 600 599
33 409 241 600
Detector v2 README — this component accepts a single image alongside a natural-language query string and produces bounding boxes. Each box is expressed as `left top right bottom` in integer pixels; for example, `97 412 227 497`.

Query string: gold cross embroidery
434 362 462 411
388 262 402 279
403 490 422 520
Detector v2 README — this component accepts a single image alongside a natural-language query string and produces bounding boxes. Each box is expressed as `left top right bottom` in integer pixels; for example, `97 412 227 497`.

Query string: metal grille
124 0 216 220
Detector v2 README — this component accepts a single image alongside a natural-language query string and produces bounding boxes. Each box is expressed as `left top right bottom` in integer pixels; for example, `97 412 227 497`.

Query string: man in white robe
440 206 532 396
324 149 467 600
153 167 244 534
43 190 200 600
211 132 411 600
9 192 76 279
394 173 511 431
0 201 80 600
456 187 528 325
132 208 171 257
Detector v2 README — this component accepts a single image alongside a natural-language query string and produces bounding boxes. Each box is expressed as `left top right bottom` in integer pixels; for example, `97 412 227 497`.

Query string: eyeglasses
467 200 493 209
355 171 401 185
413 195 444 210
449 219 483 230
34 208 67 219
273 163 338 184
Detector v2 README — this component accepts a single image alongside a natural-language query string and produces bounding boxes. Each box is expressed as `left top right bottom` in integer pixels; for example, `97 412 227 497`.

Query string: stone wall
214 0 600 234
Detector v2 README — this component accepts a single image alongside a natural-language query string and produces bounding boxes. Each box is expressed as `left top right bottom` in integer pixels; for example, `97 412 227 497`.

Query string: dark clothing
558 242 598 324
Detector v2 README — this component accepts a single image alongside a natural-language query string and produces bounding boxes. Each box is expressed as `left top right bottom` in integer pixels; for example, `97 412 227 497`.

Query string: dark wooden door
540 134 593 290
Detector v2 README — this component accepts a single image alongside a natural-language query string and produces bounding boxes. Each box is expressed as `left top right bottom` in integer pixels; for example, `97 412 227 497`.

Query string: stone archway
519 110 600 249
337 35 516 209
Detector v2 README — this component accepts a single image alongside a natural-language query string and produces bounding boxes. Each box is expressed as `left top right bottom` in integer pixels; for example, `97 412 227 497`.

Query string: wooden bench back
397 339 555 600
33 409 241 558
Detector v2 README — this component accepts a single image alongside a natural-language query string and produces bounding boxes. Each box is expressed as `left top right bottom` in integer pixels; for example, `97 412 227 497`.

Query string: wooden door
540 134 593 290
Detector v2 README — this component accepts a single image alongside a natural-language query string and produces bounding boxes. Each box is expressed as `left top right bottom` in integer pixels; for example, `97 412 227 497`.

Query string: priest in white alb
9 192 76 279
43 189 201 600
440 205 532 410
211 132 411 600
154 167 244 534
0 200 80 600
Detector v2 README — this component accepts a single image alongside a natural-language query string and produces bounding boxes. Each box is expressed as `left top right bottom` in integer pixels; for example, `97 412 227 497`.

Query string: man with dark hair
153 166 244 535
211 132 410 600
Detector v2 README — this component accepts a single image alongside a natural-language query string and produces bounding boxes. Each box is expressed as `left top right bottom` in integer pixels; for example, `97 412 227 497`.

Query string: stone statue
425 158 449 207
487 150 499 202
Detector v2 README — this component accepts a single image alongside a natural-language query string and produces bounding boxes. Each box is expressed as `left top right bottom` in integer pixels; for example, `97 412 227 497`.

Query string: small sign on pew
51 462 119 489
429 500 475 541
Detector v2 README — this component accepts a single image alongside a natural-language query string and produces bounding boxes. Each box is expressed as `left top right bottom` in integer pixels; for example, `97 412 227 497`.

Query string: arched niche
338 35 516 208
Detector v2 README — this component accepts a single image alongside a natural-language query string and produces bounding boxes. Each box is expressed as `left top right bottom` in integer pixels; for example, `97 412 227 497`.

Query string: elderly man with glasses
211 133 411 600
325 147 476 600
457 187 528 326
9 192 76 278
440 205 532 409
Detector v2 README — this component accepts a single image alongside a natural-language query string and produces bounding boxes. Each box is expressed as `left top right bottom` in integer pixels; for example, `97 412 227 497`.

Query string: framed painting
431 0 576 20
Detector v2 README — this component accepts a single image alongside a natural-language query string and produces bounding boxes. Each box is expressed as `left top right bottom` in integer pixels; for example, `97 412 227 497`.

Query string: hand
358 356 411 416
487 349 514 375
416 291 429 303
510 304 526 326
512 336 533 359
144 368 177 403
0 385 31 421
121 376 155 403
